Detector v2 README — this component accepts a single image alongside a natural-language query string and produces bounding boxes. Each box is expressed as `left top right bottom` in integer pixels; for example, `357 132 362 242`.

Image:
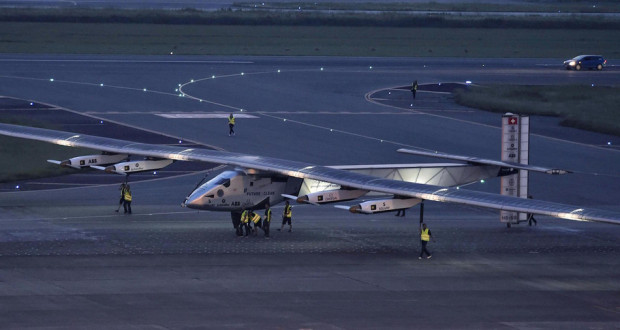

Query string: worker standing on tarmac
123 184 132 214
228 113 235 136
250 210 262 236
278 200 293 232
411 80 418 100
233 212 243 236
263 203 272 238
419 223 434 259
240 209 251 237
115 182 127 212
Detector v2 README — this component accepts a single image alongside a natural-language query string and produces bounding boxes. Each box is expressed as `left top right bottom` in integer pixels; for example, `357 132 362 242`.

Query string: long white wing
397 148 571 175
1 123 619 225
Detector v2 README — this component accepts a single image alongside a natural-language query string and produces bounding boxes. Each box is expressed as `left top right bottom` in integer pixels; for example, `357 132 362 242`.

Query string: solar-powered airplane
1 122 619 228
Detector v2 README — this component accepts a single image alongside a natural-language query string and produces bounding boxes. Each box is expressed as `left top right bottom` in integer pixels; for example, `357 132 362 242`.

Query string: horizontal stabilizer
397 148 570 175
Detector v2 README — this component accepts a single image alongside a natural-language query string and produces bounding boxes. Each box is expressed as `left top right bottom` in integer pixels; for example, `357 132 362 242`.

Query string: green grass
0 136 87 182
0 118 96 183
1 22 620 57
1 7 619 57
454 85 620 136
2 7 620 29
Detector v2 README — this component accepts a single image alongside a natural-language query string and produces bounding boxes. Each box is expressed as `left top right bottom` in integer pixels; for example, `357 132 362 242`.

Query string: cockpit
184 170 244 209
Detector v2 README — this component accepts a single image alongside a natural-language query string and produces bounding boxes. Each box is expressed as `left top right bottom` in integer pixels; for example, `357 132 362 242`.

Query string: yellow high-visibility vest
284 205 292 217
241 210 249 223
251 212 261 223
264 209 272 222
228 116 235 125
421 228 430 241
124 190 132 202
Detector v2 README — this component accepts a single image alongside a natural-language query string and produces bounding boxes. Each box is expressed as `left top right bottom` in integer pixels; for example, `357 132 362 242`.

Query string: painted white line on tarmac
0 59 254 64
22 210 205 222
156 113 259 119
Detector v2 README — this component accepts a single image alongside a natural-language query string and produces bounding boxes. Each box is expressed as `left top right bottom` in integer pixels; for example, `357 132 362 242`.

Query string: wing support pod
47 159 81 169
1 123 618 225
397 148 570 175
47 153 129 170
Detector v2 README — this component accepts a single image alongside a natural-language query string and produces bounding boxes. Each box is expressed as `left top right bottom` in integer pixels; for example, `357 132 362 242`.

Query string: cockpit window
214 177 231 188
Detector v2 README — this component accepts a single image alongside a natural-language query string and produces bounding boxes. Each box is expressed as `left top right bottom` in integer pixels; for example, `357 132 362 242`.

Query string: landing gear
419 200 424 224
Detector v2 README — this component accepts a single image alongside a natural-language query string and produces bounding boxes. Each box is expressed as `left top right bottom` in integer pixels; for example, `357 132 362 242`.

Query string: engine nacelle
95 159 174 175
47 153 128 169
348 198 422 214
297 189 369 204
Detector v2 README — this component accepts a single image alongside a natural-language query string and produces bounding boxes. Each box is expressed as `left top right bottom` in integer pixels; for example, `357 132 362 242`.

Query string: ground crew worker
411 80 418 100
233 212 243 236
263 203 272 238
123 184 132 214
419 223 434 259
115 182 127 212
251 210 262 236
240 209 251 237
395 209 405 217
278 200 293 232
228 113 235 136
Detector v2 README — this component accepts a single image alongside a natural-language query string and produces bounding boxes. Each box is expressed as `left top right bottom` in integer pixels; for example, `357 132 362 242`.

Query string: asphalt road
1 55 619 329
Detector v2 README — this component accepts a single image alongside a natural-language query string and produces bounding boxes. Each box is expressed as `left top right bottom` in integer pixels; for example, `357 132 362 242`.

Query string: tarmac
1 55 620 329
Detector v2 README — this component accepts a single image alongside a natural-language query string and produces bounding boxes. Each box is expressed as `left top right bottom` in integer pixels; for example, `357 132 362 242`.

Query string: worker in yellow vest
240 209 251 237
278 200 292 232
419 223 434 259
123 184 132 214
262 203 272 239
411 80 418 100
228 113 235 136
115 182 127 212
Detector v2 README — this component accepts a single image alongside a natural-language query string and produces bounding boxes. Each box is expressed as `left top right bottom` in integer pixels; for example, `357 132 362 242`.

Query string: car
563 55 606 71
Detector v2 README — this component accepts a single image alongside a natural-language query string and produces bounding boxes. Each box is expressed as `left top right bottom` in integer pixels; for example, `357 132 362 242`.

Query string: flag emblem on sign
508 117 518 125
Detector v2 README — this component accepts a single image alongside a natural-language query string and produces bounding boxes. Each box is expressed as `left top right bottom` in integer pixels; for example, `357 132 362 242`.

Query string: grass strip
0 136 86 182
2 22 620 57
1 8 620 29
454 85 620 136
0 118 96 183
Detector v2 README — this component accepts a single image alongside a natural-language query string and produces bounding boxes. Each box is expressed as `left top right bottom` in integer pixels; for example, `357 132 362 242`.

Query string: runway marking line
156 113 258 119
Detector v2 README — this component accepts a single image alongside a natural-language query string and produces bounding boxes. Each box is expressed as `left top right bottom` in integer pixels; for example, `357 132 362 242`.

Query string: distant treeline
1 8 620 29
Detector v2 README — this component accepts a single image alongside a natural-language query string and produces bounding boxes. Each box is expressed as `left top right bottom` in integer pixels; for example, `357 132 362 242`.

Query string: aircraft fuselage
184 170 302 212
